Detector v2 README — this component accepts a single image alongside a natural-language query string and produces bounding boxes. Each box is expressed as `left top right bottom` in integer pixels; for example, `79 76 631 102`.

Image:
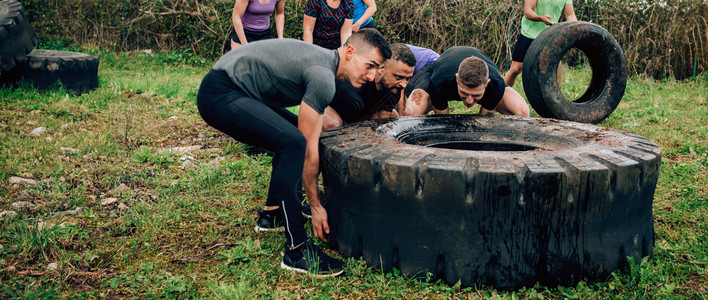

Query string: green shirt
520 0 572 39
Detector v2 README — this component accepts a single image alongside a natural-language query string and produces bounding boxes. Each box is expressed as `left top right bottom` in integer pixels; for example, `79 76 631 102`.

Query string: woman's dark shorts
511 33 535 63
360 19 377 31
231 27 272 44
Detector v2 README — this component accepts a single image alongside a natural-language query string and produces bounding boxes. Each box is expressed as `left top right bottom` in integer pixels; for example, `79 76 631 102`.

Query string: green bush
375 0 706 80
22 0 706 79
23 0 234 56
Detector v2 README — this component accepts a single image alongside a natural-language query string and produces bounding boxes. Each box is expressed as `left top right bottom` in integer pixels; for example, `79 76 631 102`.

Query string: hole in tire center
560 48 592 102
424 141 540 151
385 120 580 150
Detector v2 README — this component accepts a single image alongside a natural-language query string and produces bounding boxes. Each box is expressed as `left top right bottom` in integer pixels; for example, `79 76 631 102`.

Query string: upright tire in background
320 115 660 289
0 49 99 94
0 0 37 75
522 21 627 124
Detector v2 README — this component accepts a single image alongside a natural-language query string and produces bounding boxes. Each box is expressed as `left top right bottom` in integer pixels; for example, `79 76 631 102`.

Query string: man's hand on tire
311 204 330 242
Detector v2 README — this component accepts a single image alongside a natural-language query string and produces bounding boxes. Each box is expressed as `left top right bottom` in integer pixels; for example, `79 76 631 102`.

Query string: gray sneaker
280 239 345 278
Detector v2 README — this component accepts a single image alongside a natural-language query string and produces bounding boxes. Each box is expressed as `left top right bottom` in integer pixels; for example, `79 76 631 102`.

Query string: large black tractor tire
320 115 660 289
522 21 627 124
0 0 37 75
0 49 99 94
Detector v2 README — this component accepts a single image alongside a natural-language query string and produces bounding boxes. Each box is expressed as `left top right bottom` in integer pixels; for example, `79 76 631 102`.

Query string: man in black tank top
403 46 529 117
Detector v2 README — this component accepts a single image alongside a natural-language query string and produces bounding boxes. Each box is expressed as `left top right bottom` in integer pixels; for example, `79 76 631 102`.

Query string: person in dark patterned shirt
303 0 354 50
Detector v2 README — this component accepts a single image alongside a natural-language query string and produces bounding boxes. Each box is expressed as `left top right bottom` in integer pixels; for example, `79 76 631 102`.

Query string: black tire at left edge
1 49 99 94
0 0 38 75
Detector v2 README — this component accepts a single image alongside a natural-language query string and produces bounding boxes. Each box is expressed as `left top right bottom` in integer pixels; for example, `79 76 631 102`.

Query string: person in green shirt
504 0 577 87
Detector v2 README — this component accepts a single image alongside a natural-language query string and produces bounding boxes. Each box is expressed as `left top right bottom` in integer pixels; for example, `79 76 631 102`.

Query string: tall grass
21 0 705 79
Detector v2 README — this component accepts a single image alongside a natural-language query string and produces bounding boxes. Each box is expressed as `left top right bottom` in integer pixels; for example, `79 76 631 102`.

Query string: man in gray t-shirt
196 29 391 277
213 39 339 114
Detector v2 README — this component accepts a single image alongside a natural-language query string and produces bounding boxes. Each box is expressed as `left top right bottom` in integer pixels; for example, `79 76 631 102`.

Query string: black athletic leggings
197 69 306 248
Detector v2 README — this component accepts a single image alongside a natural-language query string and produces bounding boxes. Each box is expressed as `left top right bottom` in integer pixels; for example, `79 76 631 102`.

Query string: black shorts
230 27 272 44
360 19 377 31
511 33 534 63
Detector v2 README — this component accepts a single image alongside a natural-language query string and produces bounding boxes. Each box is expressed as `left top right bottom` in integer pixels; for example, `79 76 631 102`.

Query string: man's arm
524 0 554 25
403 89 432 116
370 109 398 120
298 102 329 242
396 92 406 115
322 106 344 131
564 3 577 22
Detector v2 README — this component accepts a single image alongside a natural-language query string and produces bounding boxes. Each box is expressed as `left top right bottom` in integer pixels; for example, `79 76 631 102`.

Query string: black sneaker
280 239 345 278
254 208 283 232
301 202 312 219
298 189 312 219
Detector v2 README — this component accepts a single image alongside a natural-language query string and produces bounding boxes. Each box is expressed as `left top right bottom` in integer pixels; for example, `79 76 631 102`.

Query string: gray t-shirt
213 38 340 114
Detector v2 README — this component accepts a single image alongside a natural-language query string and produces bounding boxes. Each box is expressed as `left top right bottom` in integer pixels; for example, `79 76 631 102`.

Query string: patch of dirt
119 92 155 104
63 268 114 290
682 274 708 296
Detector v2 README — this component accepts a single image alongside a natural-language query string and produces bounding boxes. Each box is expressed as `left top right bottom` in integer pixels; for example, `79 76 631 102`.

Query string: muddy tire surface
319 115 660 289
0 0 37 75
0 49 99 93
522 21 627 124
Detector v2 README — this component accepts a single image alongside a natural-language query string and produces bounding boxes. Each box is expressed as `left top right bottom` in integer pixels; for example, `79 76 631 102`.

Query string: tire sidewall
0 0 37 74
320 115 660 288
523 21 627 124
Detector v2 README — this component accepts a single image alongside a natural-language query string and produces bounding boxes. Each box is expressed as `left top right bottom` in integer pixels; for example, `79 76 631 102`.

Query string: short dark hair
344 28 391 60
457 56 488 87
389 43 416 67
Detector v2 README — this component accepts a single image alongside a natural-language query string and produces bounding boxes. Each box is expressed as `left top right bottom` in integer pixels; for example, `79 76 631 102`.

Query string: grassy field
0 48 706 299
